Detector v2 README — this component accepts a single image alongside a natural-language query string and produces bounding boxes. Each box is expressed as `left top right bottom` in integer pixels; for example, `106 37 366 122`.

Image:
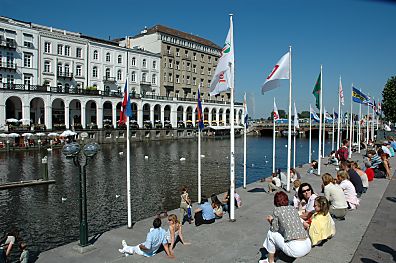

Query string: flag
120 80 132 123
310 105 320 122
243 93 249 128
273 99 280 121
366 96 374 107
324 108 333 121
312 72 321 109
197 85 205 131
377 101 382 114
261 52 290 93
293 103 299 128
339 77 344 106
352 87 369 104
209 17 234 96
334 111 339 119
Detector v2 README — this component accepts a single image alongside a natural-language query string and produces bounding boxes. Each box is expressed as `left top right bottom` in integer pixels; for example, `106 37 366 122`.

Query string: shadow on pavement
89 232 103 245
386 196 396 203
360 258 379 263
248 188 266 193
372 243 396 261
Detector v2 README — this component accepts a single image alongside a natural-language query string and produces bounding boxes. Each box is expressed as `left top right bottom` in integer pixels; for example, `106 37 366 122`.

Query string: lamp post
62 142 99 248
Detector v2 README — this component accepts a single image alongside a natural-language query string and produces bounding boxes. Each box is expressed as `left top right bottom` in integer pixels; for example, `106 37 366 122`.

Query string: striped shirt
370 154 382 169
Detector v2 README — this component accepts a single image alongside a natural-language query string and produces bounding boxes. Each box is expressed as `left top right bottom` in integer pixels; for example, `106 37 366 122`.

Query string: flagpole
371 98 375 141
322 108 325 158
358 93 362 153
273 98 276 173
286 46 292 192
293 102 296 169
198 128 201 204
228 14 236 221
309 105 312 163
125 81 132 229
243 93 247 189
366 96 369 145
317 66 323 175
332 108 335 151
337 76 342 151
349 85 353 158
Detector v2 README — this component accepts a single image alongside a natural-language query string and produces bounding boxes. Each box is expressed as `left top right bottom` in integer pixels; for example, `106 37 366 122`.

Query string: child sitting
308 196 336 246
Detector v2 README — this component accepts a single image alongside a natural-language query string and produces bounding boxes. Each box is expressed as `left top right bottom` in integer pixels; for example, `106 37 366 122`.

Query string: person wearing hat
381 141 392 157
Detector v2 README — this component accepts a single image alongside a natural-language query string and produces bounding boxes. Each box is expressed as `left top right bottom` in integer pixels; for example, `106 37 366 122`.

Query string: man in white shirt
266 173 281 193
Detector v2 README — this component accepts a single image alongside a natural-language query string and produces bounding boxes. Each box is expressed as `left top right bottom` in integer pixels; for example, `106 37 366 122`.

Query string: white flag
294 102 300 128
261 52 290 94
324 108 333 121
209 17 234 96
273 99 279 121
339 77 344 106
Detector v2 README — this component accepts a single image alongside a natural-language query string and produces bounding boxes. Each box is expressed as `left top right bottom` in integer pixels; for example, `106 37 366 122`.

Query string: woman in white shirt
336 171 360 210
322 173 348 220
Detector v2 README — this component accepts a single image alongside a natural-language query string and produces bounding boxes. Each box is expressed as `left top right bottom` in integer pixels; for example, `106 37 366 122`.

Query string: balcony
57 71 73 79
0 63 17 71
140 81 151 86
103 76 116 83
0 39 17 50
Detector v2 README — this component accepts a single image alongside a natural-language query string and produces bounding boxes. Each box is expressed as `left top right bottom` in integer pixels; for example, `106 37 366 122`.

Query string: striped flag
197 85 204 130
120 80 132 123
339 77 344 106
243 93 249 127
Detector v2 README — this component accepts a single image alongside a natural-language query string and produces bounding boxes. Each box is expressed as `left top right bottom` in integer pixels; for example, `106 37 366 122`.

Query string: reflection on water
0 136 330 254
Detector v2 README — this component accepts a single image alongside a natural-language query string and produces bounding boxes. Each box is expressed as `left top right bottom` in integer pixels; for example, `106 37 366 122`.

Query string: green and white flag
209 16 234 96
312 72 321 109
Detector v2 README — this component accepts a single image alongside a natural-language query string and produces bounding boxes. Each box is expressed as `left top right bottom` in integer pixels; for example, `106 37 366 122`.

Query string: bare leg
268 252 275 263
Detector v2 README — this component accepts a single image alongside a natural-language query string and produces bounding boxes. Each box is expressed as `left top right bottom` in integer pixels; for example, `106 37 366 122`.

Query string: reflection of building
0 16 242 131
126 25 228 102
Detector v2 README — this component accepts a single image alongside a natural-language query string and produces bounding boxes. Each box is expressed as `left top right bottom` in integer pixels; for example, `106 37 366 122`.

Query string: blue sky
3 0 396 118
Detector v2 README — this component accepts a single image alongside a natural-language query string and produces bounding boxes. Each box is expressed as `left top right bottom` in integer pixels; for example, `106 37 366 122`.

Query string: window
164 72 167 81
167 46 171 54
76 65 82 76
118 55 122 64
76 48 82 58
208 68 211 75
0 74 2 84
92 66 98 78
193 52 197 60
193 77 196 85
44 42 51 53
7 75 14 85
187 76 190 84
185 50 189 58
131 57 136 66
142 59 147 68
0 51 2 67
152 61 156 69
187 62 191 71
176 61 180 70
142 73 147 82
131 71 136 82
93 50 98 60
24 53 32 68
193 64 197 73
64 64 70 74
105 68 111 79
201 66 204 74
57 44 63 55
176 48 180 56
169 59 173 69
201 54 204 62
57 63 62 75
208 56 212 63
200 79 204 86
176 75 180 84
168 73 173 82
44 60 51 73
23 34 33 48
106 52 110 62
65 46 70 56
6 52 13 67
152 74 156 84
24 74 32 86
117 69 122 80
57 83 63 89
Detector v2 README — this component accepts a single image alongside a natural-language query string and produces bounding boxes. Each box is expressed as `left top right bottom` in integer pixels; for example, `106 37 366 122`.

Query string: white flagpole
371 98 375 141
322 108 326 158
286 46 292 192
358 94 362 153
273 98 276 173
243 93 247 189
366 97 369 145
198 128 201 204
293 102 296 169
337 76 341 151
126 87 132 228
309 105 312 163
349 85 353 158
318 66 323 175
229 14 236 221
332 108 335 151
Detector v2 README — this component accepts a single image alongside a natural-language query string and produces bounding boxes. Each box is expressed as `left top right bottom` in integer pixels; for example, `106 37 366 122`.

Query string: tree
270 109 287 120
382 76 396 123
299 111 310 119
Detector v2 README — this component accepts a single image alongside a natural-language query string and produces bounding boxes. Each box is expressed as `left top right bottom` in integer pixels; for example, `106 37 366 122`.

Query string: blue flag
352 87 369 104
120 80 132 123
197 85 204 131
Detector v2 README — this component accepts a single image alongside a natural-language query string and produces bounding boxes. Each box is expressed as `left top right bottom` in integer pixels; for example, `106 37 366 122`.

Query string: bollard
41 156 48 180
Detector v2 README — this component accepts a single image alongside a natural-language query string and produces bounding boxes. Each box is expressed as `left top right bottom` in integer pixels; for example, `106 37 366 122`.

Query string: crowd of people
258 138 394 262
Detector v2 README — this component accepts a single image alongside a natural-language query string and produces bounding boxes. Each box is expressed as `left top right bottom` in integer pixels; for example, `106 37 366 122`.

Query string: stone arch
51 98 64 127
131 102 138 121
164 105 171 121
103 101 113 125
186 106 193 121
154 104 161 121
226 109 230 125
203 108 209 121
177 106 183 122
86 100 97 125
69 99 82 127
211 108 217 123
5 96 22 120
143 103 150 121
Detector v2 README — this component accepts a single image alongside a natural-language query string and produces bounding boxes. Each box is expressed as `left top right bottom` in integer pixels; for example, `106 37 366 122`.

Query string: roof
134 24 222 50
81 35 120 47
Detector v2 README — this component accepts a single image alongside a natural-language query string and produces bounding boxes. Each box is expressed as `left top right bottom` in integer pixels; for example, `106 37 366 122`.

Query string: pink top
339 179 359 207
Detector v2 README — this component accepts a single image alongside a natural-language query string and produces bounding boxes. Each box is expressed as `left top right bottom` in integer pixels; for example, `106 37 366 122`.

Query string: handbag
187 205 192 219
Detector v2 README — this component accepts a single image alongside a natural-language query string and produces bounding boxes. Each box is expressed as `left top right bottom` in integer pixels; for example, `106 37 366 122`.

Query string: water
0 136 332 256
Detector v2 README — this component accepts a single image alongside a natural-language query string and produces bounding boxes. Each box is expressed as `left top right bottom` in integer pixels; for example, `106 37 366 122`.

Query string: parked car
164 120 172 129
143 120 152 129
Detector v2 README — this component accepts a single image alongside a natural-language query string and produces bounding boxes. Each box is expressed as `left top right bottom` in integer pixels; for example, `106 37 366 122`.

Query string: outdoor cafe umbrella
22 133 34 138
35 132 46 137
60 130 76 137
47 132 59 137
0 134 8 138
19 119 31 125
8 133 20 138
6 118 19 123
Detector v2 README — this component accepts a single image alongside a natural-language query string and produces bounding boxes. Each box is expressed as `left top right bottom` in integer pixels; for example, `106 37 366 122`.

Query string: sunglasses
302 188 311 193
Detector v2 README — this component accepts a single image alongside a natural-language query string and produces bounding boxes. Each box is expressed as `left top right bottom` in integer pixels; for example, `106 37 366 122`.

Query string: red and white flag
261 52 290 94
273 99 280 121
339 77 344 106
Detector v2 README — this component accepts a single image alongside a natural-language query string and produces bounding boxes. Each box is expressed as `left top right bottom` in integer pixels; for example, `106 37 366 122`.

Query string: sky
3 0 396 119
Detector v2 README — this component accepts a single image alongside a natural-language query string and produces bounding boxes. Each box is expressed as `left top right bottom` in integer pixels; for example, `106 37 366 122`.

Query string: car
154 120 163 129
177 121 185 129
130 120 139 129
143 120 152 129
186 120 194 128
164 120 172 129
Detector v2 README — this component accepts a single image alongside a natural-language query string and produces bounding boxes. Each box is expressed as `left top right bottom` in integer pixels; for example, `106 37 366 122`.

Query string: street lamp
62 142 99 248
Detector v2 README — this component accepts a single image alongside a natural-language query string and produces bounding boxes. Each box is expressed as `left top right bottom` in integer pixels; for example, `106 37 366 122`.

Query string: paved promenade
37 152 395 263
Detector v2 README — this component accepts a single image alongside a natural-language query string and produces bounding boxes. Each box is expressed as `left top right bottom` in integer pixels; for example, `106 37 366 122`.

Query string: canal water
0 136 331 255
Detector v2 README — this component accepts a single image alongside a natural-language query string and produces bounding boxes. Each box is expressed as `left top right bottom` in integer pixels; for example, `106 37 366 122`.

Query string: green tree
299 111 310 119
382 76 396 123
270 109 287 120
